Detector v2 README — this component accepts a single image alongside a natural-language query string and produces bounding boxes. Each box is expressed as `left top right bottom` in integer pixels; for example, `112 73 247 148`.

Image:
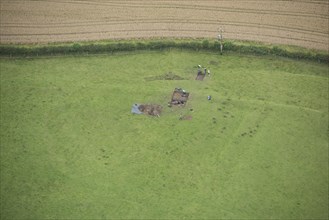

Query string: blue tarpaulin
131 104 143 114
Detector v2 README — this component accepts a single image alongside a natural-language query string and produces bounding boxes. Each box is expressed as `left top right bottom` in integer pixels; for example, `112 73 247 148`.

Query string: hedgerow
0 40 327 63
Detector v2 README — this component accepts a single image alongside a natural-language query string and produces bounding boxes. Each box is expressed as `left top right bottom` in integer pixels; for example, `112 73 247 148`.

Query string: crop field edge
0 38 328 63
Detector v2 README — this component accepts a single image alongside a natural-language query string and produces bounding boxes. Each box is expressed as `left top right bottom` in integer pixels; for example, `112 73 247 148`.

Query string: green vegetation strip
0 39 328 63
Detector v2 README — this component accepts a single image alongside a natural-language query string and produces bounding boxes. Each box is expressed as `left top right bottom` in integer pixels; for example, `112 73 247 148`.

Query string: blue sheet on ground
131 104 143 114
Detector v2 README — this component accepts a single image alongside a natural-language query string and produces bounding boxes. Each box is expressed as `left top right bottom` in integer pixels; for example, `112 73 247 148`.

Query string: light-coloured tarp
131 104 143 114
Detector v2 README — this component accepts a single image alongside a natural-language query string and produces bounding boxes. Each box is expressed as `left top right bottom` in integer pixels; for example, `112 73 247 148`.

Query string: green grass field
1 50 328 219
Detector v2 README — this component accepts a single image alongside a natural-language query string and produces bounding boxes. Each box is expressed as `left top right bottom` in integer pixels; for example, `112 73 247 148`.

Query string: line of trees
0 40 328 63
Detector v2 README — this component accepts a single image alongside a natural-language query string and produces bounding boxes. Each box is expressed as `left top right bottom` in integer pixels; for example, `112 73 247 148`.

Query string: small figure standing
198 65 202 74
204 68 207 75
207 69 211 76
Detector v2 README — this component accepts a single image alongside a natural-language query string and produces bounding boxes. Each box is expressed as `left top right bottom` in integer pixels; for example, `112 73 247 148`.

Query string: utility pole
218 27 223 55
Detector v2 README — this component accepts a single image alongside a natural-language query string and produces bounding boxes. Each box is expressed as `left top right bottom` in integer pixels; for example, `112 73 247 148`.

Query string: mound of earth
145 72 186 81
138 104 162 116
209 60 219 66
179 115 193 120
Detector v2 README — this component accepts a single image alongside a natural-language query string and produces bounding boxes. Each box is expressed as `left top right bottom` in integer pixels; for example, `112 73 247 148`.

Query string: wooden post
218 28 223 55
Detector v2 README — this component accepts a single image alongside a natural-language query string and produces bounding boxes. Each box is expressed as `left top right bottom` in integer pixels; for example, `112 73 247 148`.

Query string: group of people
198 65 211 76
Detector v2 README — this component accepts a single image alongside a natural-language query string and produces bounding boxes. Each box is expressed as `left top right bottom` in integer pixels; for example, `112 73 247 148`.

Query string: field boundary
0 39 328 63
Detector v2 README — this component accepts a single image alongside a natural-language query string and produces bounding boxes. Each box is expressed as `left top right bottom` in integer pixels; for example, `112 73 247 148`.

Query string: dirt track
1 0 328 50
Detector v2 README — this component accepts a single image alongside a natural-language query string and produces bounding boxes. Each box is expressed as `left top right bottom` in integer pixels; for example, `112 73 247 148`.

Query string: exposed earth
0 0 328 50
138 104 162 116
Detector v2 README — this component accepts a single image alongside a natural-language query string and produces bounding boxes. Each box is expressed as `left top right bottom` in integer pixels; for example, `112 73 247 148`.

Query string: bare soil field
0 0 328 50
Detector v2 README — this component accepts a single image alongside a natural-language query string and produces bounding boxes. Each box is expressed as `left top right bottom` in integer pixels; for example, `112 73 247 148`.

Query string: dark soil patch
195 72 205 81
169 88 189 106
145 72 186 81
138 104 162 116
209 60 219 65
212 117 217 123
180 115 193 120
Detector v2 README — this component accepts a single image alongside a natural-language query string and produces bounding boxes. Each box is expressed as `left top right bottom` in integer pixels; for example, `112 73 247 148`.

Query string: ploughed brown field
0 0 328 50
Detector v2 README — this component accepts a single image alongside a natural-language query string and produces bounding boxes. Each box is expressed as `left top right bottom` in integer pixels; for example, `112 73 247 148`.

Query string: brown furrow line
7 0 328 6
2 20 327 37
1 28 325 45
5 0 327 19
